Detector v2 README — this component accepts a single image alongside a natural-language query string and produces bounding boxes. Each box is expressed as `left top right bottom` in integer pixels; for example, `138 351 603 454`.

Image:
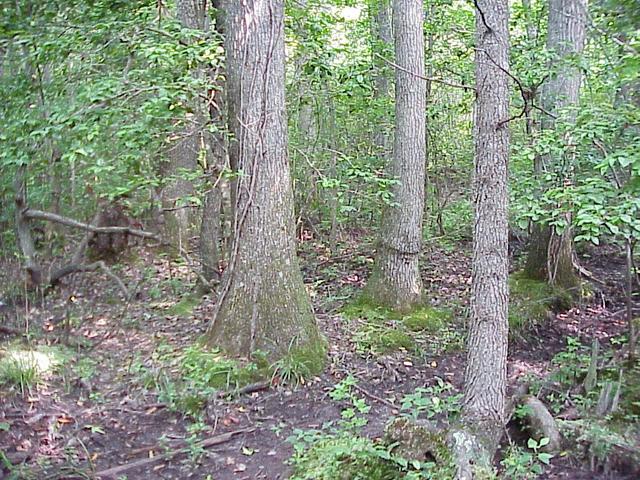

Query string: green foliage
131 343 268 417
0 0 224 249
287 430 444 480
399 378 462 422
500 438 553 480
329 376 371 430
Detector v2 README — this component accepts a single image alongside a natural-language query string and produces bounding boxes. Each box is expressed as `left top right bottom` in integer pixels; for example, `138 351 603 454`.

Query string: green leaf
538 452 553 465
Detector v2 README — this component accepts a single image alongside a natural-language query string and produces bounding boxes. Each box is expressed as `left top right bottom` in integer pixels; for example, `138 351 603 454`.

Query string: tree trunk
454 0 510 476
370 0 393 160
160 0 208 249
363 0 426 312
199 0 226 286
205 0 325 367
524 0 587 292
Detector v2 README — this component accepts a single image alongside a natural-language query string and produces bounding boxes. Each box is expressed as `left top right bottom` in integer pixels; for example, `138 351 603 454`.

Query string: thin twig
351 382 397 409
374 53 475 91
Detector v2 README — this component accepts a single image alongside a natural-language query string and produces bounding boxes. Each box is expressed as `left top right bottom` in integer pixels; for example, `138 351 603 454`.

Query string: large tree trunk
205 0 325 367
160 0 208 249
363 0 426 312
454 0 510 477
524 0 587 292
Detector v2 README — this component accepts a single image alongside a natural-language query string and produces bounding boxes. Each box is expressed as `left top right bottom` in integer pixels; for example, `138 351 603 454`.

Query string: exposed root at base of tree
384 390 563 479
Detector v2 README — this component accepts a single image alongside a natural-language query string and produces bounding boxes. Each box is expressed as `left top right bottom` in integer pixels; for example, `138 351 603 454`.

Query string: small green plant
400 378 462 421
550 336 589 386
287 429 443 480
0 355 39 395
0 346 65 395
500 438 553 480
184 420 209 463
329 376 371 430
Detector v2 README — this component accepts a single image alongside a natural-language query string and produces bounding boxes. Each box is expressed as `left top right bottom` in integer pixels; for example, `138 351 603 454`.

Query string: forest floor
0 233 638 480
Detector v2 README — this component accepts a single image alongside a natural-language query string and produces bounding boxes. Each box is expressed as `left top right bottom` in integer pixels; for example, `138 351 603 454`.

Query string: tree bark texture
363 0 426 312
161 0 208 248
205 0 324 364
370 0 393 159
199 0 226 285
458 0 510 475
524 0 587 291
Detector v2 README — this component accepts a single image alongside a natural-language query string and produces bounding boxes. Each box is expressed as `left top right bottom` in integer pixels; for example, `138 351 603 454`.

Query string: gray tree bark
160 0 208 249
199 0 226 286
524 0 587 292
454 0 510 477
363 0 426 312
370 0 393 159
205 0 325 366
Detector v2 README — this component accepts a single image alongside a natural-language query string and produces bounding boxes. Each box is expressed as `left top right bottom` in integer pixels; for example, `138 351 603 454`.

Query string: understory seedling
400 377 462 421
500 438 553 480
329 376 371 430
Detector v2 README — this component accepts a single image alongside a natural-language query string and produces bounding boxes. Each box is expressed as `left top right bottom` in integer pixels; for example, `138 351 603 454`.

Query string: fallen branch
96 428 254 479
22 208 160 241
218 380 271 398
48 261 129 297
351 382 397 409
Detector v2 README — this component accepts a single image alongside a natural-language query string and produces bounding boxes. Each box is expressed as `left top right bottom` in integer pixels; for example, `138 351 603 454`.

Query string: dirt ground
0 237 638 479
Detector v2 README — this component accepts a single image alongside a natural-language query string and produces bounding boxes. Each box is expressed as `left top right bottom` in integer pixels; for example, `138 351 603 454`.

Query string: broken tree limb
95 427 254 479
21 208 160 240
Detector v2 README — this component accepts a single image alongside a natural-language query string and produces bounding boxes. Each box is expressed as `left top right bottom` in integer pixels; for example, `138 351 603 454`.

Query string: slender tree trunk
454 0 510 477
199 0 226 286
363 0 426 312
160 0 208 249
370 0 393 160
205 0 325 367
524 0 587 292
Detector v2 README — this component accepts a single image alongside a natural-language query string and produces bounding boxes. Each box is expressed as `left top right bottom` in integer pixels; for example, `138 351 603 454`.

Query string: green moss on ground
342 298 456 355
509 272 572 336
166 293 201 317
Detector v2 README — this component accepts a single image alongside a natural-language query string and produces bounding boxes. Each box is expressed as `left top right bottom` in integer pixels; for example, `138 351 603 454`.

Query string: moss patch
166 293 201 317
509 272 572 336
343 298 456 355
272 337 328 383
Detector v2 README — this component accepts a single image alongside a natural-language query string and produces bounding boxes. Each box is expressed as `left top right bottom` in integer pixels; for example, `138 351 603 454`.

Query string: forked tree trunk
454 0 510 476
524 0 587 292
363 0 426 312
205 0 325 366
